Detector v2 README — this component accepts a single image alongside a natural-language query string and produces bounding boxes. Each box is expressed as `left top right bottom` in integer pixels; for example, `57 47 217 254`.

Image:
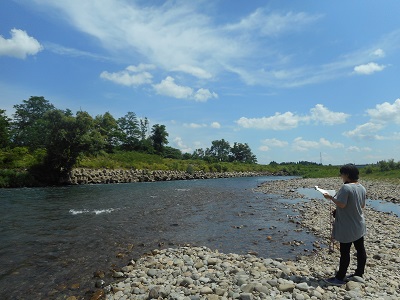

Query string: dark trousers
336 236 367 280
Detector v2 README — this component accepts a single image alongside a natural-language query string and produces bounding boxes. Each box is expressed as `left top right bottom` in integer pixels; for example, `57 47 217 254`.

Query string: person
323 164 367 286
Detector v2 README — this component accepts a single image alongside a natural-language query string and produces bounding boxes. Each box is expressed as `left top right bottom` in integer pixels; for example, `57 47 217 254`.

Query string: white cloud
353 62 385 75
173 137 192 153
173 64 212 79
237 112 305 130
347 146 372 152
153 76 217 101
210 122 221 129
366 98 400 124
194 88 218 102
259 145 270 151
237 104 347 130
343 122 385 140
292 137 343 151
310 104 350 125
153 76 194 99
224 9 321 36
261 138 288 148
372 48 385 57
183 123 207 128
100 65 153 86
0 28 43 59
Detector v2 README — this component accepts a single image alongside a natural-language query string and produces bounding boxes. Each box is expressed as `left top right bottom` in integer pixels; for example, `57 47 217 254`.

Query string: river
1 176 317 299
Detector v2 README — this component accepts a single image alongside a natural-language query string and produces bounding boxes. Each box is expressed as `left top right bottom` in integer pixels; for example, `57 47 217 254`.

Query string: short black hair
340 164 359 181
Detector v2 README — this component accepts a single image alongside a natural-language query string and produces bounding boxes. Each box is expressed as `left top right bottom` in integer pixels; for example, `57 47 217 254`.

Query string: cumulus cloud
237 112 304 130
210 122 221 129
343 99 400 141
310 104 350 125
153 76 217 101
292 137 344 151
183 123 207 128
366 98 400 124
353 62 385 75
0 28 43 59
347 146 372 152
259 138 288 151
100 64 154 86
237 104 347 130
173 137 192 153
372 48 385 57
343 122 385 140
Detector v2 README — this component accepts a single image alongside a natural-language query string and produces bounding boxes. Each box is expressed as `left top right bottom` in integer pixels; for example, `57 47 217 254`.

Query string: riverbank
103 177 400 300
66 169 282 185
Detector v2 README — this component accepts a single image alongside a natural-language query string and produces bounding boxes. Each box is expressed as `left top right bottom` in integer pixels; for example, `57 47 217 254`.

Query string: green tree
140 117 149 140
94 112 120 152
117 112 141 151
150 124 169 154
0 109 11 148
11 96 55 149
207 139 230 162
163 146 182 159
33 110 104 183
230 142 257 163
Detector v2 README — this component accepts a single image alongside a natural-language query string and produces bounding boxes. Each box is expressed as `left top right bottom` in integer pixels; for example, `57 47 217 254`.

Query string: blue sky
1 0 400 165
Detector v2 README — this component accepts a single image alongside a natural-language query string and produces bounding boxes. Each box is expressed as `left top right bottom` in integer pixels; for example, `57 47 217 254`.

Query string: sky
1 0 400 165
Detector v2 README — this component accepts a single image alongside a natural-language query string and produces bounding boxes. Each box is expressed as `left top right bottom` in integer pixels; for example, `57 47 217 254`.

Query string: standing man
323 164 367 286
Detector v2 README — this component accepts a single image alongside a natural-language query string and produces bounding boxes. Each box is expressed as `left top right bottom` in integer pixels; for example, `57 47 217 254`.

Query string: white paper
315 186 336 197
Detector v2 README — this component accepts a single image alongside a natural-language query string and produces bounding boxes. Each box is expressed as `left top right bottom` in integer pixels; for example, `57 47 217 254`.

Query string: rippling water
0 176 316 299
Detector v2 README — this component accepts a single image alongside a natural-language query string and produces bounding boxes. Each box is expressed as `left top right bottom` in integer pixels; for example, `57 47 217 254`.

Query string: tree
117 112 141 151
94 112 120 152
11 96 55 149
163 146 182 159
0 109 11 148
140 117 149 140
33 110 104 183
207 139 230 162
230 142 257 163
150 124 169 154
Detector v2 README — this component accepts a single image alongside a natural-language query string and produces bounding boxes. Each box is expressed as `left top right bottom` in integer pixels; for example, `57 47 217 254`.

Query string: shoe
345 274 364 282
324 277 346 286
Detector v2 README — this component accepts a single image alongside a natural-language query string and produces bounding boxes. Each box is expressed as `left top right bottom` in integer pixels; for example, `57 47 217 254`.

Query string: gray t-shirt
333 183 366 243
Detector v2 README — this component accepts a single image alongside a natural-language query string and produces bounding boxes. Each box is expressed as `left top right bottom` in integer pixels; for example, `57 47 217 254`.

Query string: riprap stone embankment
66 169 281 185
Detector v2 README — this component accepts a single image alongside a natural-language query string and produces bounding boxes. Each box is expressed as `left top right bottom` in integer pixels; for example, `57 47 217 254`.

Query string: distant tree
117 112 141 151
140 117 149 140
192 148 205 159
207 139 230 162
150 124 169 154
94 112 120 152
11 96 55 149
0 109 11 148
163 146 182 159
229 142 257 163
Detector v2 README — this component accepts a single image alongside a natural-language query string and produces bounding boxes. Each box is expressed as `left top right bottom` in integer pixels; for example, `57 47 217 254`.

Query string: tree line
0 96 257 184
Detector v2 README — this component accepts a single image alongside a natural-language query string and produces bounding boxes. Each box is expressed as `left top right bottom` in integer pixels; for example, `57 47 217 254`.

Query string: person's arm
323 193 346 208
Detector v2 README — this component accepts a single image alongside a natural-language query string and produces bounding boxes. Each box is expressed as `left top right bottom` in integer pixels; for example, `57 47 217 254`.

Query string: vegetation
1 96 399 187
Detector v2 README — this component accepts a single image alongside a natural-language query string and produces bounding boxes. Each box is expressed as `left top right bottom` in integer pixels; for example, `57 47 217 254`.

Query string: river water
0 176 329 299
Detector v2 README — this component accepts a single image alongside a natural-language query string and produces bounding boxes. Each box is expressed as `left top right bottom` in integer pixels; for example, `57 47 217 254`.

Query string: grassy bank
1 149 399 187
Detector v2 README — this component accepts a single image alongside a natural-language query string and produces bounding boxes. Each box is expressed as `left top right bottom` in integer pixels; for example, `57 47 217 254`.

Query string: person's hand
323 193 332 200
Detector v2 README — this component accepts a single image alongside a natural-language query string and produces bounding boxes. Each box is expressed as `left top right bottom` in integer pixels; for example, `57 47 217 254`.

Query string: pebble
104 177 400 300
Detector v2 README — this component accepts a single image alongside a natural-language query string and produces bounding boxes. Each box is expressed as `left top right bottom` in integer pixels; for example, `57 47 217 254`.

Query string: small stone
200 286 213 295
240 293 253 300
278 283 295 292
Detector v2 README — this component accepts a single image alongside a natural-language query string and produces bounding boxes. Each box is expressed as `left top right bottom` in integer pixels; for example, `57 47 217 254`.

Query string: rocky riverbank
102 177 400 300
66 169 281 185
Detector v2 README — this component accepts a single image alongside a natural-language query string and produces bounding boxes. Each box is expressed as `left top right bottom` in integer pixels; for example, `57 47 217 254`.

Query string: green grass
1 148 400 187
